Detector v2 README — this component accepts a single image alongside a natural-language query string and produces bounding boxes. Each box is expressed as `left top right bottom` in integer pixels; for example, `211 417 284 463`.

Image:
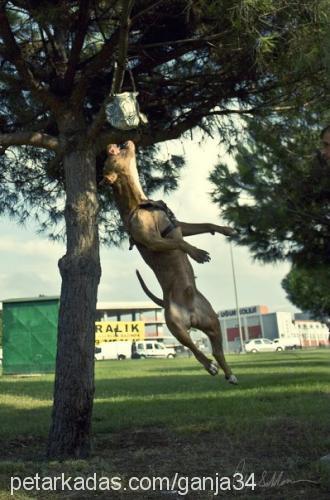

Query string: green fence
2 296 59 375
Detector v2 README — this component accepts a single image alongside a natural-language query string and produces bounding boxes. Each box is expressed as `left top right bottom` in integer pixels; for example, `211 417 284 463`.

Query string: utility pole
230 241 245 353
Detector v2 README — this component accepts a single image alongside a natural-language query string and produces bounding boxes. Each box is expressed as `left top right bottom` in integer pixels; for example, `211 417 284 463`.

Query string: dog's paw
225 374 238 385
208 361 219 376
221 226 236 237
190 247 210 264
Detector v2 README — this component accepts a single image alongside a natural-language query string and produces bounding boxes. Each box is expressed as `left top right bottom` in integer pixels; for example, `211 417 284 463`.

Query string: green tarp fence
2 297 59 374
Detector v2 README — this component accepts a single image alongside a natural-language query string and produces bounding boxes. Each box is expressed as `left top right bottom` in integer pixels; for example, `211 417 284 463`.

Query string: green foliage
0 1 329 242
282 265 330 319
209 106 330 265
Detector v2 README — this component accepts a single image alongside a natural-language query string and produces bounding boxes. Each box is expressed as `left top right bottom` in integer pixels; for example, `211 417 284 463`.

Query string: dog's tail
136 270 164 308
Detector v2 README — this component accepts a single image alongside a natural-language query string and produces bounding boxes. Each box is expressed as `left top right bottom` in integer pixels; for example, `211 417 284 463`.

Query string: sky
0 138 297 314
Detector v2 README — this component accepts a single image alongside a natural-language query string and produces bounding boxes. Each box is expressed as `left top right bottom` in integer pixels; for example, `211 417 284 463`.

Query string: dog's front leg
178 222 235 237
137 233 210 263
131 221 211 263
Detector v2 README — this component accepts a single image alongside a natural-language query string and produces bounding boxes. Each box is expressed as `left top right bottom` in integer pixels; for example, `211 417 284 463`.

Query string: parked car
273 338 302 350
244 338 283 353
135 340 176 359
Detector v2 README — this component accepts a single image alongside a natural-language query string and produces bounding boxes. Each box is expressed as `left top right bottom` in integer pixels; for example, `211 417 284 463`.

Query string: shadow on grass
0 376 329 462
0 363 329 403
0 353 329 450
0 354 329 499
0 379 54 401
1 369 328 445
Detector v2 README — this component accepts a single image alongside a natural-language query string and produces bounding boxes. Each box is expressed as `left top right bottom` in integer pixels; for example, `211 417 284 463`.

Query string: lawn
0 350 329 498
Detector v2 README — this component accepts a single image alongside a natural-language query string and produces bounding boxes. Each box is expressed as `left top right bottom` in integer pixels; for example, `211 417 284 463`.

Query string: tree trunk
47 138 101 459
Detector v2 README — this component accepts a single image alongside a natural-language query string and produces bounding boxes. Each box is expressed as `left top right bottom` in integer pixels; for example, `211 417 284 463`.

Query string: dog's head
103 141 136 184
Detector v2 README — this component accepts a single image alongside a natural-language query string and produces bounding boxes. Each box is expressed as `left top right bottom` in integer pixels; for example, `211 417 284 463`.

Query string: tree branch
130 0 167 24
64 0 91 89
0 131 60 151
87 0 135 140
131 32 227 51
95 111 209 153
111 0 135 94
73 0 170 104
70 27 121 106
0 5 62 113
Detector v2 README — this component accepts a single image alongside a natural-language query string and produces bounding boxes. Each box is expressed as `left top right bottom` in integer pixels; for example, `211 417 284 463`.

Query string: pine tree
210 109 330 266
282 265 330 320
0 0 327 458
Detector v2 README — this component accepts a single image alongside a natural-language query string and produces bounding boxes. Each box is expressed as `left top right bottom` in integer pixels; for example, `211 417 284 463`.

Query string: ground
0 351 329 498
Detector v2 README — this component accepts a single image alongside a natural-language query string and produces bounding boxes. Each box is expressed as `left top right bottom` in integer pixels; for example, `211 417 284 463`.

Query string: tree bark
47 136 101 459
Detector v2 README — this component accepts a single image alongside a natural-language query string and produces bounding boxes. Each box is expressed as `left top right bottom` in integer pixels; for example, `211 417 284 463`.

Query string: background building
2 295 329 372
96 301 164 338
218 305 269 352
218 305 329 352
1 296 166 374
293 319 329 347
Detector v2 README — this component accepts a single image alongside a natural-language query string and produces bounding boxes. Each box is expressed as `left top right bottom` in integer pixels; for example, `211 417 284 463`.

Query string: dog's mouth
108 143 127 156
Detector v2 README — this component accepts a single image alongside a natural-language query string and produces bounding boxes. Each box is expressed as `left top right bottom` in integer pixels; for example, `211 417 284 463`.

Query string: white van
95 341 132 360
273 337 302 350
135 340 176 359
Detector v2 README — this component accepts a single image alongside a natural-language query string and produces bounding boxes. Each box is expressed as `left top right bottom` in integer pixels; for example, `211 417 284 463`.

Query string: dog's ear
104 172 118 184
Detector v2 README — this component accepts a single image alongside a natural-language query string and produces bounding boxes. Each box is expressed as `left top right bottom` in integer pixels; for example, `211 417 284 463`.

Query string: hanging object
106 63 148 131
106 91 148 130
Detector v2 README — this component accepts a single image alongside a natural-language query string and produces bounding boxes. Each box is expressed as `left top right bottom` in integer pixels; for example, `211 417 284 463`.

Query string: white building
293 319 329 347
217 305 329 353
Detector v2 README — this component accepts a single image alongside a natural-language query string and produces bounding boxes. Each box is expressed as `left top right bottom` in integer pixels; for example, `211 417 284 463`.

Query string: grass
0 350 329 498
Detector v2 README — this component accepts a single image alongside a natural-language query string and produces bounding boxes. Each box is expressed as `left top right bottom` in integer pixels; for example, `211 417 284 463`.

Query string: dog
103 141 237 383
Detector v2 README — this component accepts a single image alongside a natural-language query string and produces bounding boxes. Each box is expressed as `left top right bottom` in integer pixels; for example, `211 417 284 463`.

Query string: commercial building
1 296 165 374
293 319 329 347
2 295 329 373
218 305 329 352
96 301 164 338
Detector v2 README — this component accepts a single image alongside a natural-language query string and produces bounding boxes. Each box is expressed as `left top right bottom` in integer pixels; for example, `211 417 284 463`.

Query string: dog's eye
118 143 127 149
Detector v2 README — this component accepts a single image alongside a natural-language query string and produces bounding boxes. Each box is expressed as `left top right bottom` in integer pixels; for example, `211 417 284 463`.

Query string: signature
234 459 319 488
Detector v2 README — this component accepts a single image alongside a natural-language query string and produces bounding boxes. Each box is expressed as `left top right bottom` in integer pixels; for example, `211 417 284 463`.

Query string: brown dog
104 141 237 383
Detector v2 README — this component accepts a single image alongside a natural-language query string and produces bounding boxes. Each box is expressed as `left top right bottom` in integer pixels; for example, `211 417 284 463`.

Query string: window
264 339 272 344
146 343 153 350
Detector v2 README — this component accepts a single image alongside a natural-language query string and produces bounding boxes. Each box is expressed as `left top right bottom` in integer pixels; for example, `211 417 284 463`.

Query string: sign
95 321 145 343
220 306 258 318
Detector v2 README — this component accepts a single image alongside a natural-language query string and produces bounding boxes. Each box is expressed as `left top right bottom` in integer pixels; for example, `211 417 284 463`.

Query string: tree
282 265 330 320
209 108 330 266
0 0 327 458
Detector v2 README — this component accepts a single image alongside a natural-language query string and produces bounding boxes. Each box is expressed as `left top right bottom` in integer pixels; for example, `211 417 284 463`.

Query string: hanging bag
106 63 148 131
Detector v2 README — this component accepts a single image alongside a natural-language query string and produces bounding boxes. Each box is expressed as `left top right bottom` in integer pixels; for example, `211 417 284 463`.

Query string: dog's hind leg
165 308 218 376
194 294 238 384
203 325 238 385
